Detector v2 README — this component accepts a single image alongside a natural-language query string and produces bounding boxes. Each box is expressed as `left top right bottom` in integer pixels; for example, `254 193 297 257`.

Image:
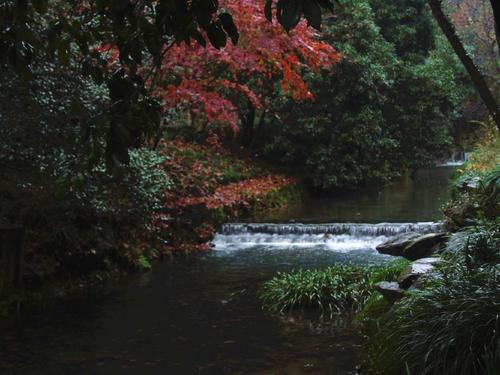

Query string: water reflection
0 167 455 375
250 167 456 223
1 252 370 374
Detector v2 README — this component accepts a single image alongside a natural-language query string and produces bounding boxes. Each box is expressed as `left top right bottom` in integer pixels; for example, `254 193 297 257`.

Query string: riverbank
0 138 301 316
1 158 488 374
254 126 500 374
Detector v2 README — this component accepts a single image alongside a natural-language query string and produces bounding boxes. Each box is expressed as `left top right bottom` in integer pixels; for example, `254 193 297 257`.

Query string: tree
150 0 338 144
368 0 435 59
255 0 464 189
427 0 500 130
0 0 338 167
491 0 500 52
446 0 499 98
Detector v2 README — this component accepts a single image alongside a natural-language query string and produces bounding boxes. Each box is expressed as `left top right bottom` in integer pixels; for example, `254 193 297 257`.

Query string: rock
458 176 481 191
401 233 448 260
376 232 448 260
376 232 422 256
398 257 441 289
375 281 405 304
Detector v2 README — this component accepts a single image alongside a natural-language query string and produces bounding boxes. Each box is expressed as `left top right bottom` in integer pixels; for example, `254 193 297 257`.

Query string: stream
0 167 456 375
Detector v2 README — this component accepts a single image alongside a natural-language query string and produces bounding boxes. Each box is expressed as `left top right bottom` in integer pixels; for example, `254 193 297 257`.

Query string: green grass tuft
369 265 500 375
258 259 409 313
367 221 500 375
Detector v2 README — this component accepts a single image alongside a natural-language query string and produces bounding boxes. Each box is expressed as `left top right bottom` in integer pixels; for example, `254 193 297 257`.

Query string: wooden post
0 226 25 295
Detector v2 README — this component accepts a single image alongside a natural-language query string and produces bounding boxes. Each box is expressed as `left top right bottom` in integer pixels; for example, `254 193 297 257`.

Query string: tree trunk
242 103 256 148
0 226 25 295
491 0 500 54
428 0 500 130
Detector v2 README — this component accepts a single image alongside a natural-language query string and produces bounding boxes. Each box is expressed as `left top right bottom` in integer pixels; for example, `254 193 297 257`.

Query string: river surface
0 167 455 375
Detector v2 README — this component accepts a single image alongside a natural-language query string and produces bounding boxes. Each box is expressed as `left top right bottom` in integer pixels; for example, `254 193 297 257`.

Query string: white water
213 222 442 253
438 151 470 166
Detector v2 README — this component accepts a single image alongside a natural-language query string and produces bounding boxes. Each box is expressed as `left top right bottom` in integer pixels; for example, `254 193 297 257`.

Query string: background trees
0 0 338 167
154 0 338 145
0 0 494 281
428 0 500 130
251 0 466 189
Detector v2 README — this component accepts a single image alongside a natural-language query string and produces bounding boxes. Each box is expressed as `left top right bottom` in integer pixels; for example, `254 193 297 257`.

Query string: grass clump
353 292 391 335
367 221 500 375
444 220 500 267
258 259 409 313
369 265 500 375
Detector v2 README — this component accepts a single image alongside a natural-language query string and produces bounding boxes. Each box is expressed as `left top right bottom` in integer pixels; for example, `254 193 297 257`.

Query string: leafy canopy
0 0 337 168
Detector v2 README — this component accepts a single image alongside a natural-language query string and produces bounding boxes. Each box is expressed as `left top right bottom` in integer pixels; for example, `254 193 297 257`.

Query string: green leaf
190 29 207 47
303 0 322 30
219 13 239 45
265 0 273 22
276 0 303 32
206 22 227 49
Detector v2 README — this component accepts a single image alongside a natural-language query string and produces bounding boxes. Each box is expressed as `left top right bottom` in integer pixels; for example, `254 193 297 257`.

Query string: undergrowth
368 265 500 375
366 221 500 375
258 259 409 313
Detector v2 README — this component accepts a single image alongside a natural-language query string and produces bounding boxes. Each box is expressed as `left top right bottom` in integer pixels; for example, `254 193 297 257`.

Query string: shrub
463 121 500 173
352 292 391 336
0 61 172 276
258 259 409 313
445 164 500 229
444 221 500 267
369 265 500 375
367 220 500 375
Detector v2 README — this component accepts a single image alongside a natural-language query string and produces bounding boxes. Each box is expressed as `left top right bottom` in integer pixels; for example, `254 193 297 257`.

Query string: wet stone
375 282 405 304
376 232 422 256
398 257 441 289
376 232 447 260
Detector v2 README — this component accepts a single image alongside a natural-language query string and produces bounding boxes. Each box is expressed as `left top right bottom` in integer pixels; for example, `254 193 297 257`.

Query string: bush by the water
444 221 500 267
368 265 500 375
357 136 500 374
445 126 500 230
258 259 409 313
366 220 500 375
254 0 466 189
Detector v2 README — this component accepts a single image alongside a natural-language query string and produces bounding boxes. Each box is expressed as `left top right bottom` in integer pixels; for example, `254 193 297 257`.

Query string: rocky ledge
375 230 448 303
376 232 448 260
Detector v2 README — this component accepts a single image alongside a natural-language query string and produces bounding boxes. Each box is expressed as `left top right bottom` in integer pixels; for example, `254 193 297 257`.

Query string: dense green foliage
368 225 500 375
258 259 409 313
254 0 467 189
445 129 500 229
0 65 173 275
369 0 435 59
364 146 500 374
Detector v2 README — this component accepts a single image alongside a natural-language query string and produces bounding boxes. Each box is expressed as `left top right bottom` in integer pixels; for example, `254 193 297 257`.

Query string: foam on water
438 151 470 167
212 222 442 253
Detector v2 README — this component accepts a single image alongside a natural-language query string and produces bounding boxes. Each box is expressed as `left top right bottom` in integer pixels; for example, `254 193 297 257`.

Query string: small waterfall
439 151 470 166
212 222 442 253
220 222 442 236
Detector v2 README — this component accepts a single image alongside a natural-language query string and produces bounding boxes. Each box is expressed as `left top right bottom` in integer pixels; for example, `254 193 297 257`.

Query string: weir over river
1 167 456 374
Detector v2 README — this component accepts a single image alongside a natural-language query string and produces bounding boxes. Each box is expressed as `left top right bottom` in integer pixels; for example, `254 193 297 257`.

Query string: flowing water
1 167 455 375
438 151 470 167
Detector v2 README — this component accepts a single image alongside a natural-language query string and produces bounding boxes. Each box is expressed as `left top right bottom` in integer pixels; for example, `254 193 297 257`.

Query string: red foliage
155 138 297 251
176 175 296 210
153 0 340 133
